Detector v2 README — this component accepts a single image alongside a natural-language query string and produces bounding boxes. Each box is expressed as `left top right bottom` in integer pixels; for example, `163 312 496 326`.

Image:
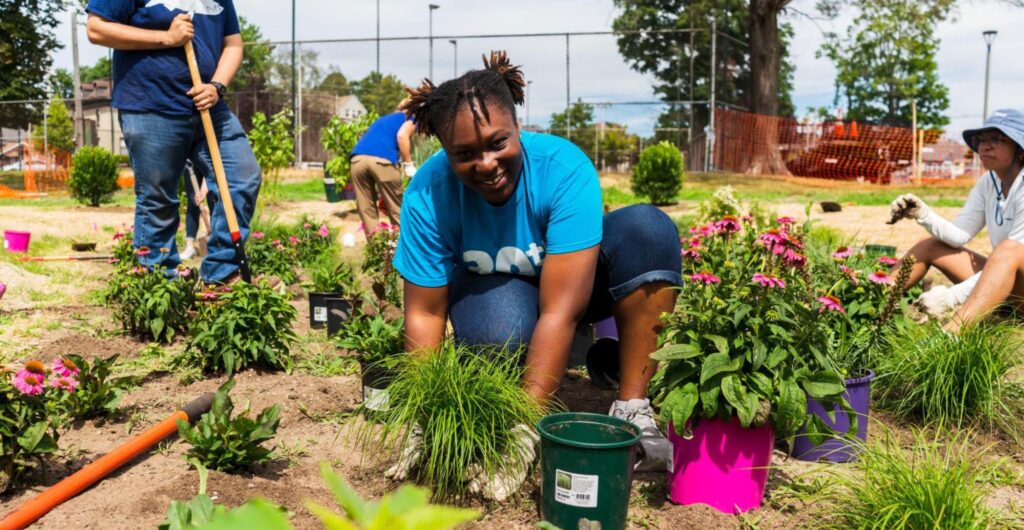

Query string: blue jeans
449 204 682 348
120 104 261 281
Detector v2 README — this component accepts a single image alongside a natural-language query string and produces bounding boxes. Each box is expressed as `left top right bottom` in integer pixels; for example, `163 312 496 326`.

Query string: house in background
335 95 366 122
1 127 29 170
81 78 126 155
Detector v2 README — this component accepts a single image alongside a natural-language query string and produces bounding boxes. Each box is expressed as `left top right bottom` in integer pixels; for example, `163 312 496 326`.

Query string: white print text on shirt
463 243 545 275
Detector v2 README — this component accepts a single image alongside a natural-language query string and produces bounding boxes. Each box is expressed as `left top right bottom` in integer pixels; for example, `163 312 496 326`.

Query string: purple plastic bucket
3 230 30 253
790 370 874 463
667 417 774 514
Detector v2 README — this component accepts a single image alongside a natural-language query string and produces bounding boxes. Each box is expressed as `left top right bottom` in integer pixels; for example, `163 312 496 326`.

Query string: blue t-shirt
394 132 603 288
351 112 410 164
85 0 240 115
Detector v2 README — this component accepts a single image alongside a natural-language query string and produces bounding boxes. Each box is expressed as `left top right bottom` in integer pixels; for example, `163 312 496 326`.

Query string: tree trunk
744 0 791 175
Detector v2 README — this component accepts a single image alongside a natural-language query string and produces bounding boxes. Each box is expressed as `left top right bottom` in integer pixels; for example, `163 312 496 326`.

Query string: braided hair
401 50 526 139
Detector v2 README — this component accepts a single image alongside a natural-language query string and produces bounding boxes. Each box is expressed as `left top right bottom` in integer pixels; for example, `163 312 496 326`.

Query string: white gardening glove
464 424 539 502
916 285 957 318
402 162 417 178
890 193 931 223
385 423 423 481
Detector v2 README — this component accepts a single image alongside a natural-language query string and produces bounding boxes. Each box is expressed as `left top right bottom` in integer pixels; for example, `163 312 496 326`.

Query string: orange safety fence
712 108 982 184
0 143 72 198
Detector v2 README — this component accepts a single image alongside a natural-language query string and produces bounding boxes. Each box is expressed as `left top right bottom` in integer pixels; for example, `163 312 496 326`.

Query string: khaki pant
350 155 403 232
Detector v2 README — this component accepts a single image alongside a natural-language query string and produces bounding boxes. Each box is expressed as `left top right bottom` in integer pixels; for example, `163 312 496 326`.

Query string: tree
0 0 65 128
321 111 378 186
351 72 408 114
270 47 323 92
50 68 74 99
819 0 953 128
31 94 74 153
235 16 274 93
81 56 111 83
318 70 351 96
597 124 639 171
548 100 596 160
248 109 295 202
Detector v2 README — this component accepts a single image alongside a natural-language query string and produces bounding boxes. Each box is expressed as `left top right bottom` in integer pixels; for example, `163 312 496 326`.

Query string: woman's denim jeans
449 204 682 349
120 104 261 281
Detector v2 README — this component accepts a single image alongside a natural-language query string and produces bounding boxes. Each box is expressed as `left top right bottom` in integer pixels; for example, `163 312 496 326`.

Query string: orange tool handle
0 393 214 530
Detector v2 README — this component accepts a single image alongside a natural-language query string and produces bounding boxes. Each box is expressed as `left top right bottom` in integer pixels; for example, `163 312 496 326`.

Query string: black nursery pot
325 297 354 335
308 292 340 329
359 360 395 412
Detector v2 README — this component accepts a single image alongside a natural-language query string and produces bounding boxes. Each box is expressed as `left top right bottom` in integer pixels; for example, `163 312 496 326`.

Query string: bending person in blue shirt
390 51 682 500
350 110 417 234
86 0 261 283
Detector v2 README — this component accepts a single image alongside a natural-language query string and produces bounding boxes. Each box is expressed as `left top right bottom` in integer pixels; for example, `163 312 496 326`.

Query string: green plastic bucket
538 412 640 530
864 244 897 257
323 178 342 203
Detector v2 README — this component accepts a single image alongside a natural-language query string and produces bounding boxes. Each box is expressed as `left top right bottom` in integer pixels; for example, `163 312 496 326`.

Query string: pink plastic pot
3 230 30 253
667 417 774 514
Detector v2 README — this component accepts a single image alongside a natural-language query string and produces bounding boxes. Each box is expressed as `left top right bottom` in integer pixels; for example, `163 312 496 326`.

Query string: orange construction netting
0 143 72 198
712 108 978 184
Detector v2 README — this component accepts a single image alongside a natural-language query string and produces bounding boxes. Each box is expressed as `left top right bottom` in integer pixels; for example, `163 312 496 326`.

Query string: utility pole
428 4 440 79
449 39 457 78
71 8 83 149
983 30 997 121
376 0 381 74
706 15 717 172
291 0 297 164
565 34 571 140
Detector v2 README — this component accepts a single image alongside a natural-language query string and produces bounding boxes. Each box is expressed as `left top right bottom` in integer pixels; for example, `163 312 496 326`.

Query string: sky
51 0 1024 140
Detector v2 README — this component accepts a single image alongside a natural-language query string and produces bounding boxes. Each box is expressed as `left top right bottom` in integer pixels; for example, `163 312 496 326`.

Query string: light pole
983 30 997 121
428 4 440 80
449 39 457 78
375 0 380 74
526 80 533 129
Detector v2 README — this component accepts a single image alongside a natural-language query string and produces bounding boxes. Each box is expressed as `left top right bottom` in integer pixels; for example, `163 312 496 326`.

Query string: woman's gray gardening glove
890 193 931 223
385 423 423 481
463 424 540 502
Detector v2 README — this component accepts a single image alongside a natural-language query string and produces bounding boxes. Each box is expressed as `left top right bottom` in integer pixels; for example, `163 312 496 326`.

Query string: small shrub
54 354 134 420
180 282 297 375
304 256 360 296
334 313 404 366
306 463 480 529
362 226 401 310
292 215 337 266
69 146 120 207
358 342 544 500
321 112 378 187
177 379 280 472
0 360 65 492
247 231 299 285
631 141 684 205
249 109 295 202
809 428 1007 529
104 264 197 343
876 319 1024 438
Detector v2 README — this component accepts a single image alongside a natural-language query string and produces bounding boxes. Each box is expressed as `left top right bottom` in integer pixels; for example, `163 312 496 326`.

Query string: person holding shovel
389 51 681 500
85 0 260 283
890 109 1024 331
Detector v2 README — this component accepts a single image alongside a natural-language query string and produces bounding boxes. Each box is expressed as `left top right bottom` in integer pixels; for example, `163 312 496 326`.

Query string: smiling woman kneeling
388 51 681 500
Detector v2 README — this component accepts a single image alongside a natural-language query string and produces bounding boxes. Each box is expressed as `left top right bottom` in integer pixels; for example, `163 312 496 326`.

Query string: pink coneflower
113 232 125 241
757 229 787 247
271 239 282 246
13 360 47 396
818 295 846 314
689 271 720 285
832 246 853 259
877 255 899 266
251 231 265 239
840 265 861 285
783 248 807 267
201 290 219 301
136 246 151 257
51 357 79 377
742 214 755 223
752 273 786 289
303 222 311 229
868 270 894 285
378 222 395 232
681 248 702 260
776 216 797 225
715 215 742 233
177 266 192 279
130 265 147 275
687 236 702 248
318 225 329 237
288 236 300 245
49 376 78 392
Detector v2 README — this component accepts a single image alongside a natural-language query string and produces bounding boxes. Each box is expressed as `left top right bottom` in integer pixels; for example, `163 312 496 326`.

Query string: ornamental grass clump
359 342 544 501
177 379 280 472
653 213 849 440
875 319 1024 439
178 281 297 376
808 428 1008 529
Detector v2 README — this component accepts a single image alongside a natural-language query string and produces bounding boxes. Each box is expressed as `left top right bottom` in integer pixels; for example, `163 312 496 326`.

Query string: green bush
177 379 280 472
334 313 404 365
631 141 684 205
104 264 198 343
69 146 120 207
53 354 134 420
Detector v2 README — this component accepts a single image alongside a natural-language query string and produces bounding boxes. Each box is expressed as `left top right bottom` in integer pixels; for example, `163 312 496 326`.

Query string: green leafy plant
651 214 849 441
807 428 1008 529
304 256 361 296
159 462 228 530
334 313 404 366
0 360 63 493
248 109 296 202
104 261 198 343
247 231 300 285
54 354 133 420
177 379 280 472
292 215 338 266
307 462 480 529
69 146 120 207
180 282 297 375
630 141 684 205
875 319 1024 439
362 226 401 310
358 342 544 500
321 112 378 187
412 135 442 168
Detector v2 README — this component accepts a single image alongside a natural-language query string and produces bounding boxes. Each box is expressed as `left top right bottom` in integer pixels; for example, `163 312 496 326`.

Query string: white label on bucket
363 386 390 411
313 306 328 322
554 469 598 508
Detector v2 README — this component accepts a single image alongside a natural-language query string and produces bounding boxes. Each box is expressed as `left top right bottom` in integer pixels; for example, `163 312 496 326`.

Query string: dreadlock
400 50 526 139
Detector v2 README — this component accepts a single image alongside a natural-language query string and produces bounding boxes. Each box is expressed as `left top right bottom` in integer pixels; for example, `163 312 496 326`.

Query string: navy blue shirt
85 0 240 115
351 112 411 164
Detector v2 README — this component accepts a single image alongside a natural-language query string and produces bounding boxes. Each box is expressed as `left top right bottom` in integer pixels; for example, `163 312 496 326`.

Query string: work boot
180 238 198 261
609 398 673 473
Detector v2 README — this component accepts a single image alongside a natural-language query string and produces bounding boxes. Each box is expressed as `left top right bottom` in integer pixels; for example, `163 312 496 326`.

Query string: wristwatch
210 81 226 97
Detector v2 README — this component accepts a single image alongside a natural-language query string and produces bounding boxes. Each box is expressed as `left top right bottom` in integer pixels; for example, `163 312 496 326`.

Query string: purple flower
832 246 853 259
877 256 899 266
714 215 741 233
868 270 894 285
51 357 79 377
689 271 720 285
818 295 846 314
776 216 797 225
752 273 786 289
318 225 329 237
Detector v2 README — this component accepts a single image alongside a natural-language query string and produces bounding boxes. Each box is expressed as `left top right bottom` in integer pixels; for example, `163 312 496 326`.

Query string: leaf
706 335 729 355
721 375 756 427
650 343 701 361
202 499 293 530
17 421 48 452
700 352 740 384
800 371 847 400
320 463 372 525
402 505 482 530
662 384 699 435
776 379 807 439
